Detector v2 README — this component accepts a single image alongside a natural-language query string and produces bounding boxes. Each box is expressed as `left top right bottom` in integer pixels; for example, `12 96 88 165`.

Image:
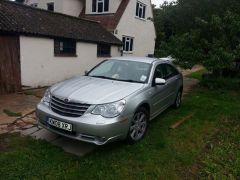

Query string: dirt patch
183 78 200 94
19 88 47 98
0 93 40 125
179 65 204 76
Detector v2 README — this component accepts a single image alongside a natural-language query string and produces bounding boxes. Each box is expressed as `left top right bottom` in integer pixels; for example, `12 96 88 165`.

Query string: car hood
51 76 145 105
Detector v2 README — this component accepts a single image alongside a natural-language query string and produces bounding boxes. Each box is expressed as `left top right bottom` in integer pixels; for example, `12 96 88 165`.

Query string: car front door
149 64 170 118
162 63 181 104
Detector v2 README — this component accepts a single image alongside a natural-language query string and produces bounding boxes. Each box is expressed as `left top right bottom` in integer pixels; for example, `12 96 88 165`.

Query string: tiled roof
0 0 122 45
80 0 130 31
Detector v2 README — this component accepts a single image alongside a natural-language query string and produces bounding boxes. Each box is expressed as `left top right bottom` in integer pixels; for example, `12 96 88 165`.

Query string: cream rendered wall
62 0 83 16
25 0 83 17
85 0 122 14
115 0 156 57
20 36 120 87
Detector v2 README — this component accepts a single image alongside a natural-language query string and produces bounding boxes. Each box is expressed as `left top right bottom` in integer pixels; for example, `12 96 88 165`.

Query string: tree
154 0 240 75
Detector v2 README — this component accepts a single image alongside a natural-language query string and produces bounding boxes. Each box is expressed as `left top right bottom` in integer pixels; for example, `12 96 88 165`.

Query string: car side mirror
84 70 89 75
154 78 166 86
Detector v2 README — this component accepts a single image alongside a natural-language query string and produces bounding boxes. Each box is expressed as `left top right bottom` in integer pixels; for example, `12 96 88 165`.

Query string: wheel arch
135 102 151 119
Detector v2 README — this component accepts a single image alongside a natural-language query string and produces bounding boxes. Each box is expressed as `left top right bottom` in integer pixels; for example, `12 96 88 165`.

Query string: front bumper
36 102 130 145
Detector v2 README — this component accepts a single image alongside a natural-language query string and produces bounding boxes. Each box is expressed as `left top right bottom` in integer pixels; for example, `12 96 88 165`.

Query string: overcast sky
152 0 173 7
11 0 172 8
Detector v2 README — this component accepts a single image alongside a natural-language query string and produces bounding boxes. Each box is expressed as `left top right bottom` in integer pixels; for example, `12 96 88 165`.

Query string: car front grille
50 96 91 117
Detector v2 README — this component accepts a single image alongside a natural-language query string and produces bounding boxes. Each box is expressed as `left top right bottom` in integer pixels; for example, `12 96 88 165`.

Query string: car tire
127 107 149 144
173 89 182 108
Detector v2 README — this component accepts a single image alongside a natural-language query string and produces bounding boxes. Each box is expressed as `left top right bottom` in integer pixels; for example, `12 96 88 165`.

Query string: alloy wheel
129 111 147 141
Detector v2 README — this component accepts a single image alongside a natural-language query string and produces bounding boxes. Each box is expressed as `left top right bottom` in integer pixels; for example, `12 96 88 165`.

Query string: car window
163 64 179 79
88 60 151 83
153 64 164 79
90 60 115 76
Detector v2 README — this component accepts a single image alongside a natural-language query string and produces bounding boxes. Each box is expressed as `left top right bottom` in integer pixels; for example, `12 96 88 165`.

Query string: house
0 0 122 94
24 0 156 57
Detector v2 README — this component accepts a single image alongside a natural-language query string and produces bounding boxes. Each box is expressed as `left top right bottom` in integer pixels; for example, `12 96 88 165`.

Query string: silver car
36 57 183 145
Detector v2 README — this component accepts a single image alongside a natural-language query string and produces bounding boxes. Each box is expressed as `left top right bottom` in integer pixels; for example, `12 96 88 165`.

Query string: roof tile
0 0 122 45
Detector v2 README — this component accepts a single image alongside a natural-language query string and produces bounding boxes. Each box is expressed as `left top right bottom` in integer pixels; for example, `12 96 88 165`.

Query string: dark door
0 35 21 94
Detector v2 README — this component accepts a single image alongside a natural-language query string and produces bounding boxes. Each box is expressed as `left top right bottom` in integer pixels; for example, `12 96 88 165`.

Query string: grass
201 77 240 90
0 87 240 179
198 114 240 179
186 68 207 80
3 109 22 117
186 68 240 90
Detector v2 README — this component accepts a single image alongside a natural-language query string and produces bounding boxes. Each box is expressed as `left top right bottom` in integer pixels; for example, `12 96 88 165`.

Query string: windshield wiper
90 76 143 83
90 75 116 80
118 79 143 83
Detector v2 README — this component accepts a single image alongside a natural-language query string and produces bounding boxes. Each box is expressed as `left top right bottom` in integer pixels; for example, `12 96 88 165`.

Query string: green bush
153 0 240 75
201 76 240 90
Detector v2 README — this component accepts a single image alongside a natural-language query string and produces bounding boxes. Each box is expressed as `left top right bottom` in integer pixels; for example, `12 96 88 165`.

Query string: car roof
109 57 171 64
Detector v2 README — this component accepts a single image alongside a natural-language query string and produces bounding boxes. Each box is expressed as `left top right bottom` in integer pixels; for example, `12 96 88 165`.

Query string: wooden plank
0 35 21 94
169 113 194 129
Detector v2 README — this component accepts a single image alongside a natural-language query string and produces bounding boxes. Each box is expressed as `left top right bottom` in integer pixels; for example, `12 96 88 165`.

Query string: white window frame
136 1 146 19
92 0 109 13
122 36 134 53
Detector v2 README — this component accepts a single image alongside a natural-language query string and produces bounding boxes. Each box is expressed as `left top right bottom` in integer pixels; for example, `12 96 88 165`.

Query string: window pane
54 39 76 56
90 60 115 76
97 44 111 57
60 42 63 51
98 2 103 12
89 60 151 83
104 0 109 12
47 3 54 11
165 64 178 78
154 65 164 79
122 37 126 51
54 40 60 55
92 0 96 12
139 7 142 18
126 41 129 51
143 6 146 18
130 38 133 51
123 37 134 52
136 2 139 16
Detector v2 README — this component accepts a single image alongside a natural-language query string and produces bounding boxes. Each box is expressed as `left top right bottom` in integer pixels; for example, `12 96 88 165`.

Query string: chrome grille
50 96 91 117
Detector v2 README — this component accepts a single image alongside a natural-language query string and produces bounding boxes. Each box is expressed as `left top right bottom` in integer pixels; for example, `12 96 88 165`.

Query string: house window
47 2 54 11
92 0 109 13
97 44 111 57
54 39 77 57
30 3 38 8
136 1 146 19
122 36 134 52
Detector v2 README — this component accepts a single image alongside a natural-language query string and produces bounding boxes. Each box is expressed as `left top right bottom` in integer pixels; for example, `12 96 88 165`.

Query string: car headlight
41 88 51 105
92 100 126 118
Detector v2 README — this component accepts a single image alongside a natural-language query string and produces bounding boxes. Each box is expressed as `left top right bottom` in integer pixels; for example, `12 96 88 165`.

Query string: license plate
48 118 72 132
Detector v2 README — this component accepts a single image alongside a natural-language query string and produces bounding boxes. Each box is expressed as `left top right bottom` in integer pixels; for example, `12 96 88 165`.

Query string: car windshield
88 60 151 83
